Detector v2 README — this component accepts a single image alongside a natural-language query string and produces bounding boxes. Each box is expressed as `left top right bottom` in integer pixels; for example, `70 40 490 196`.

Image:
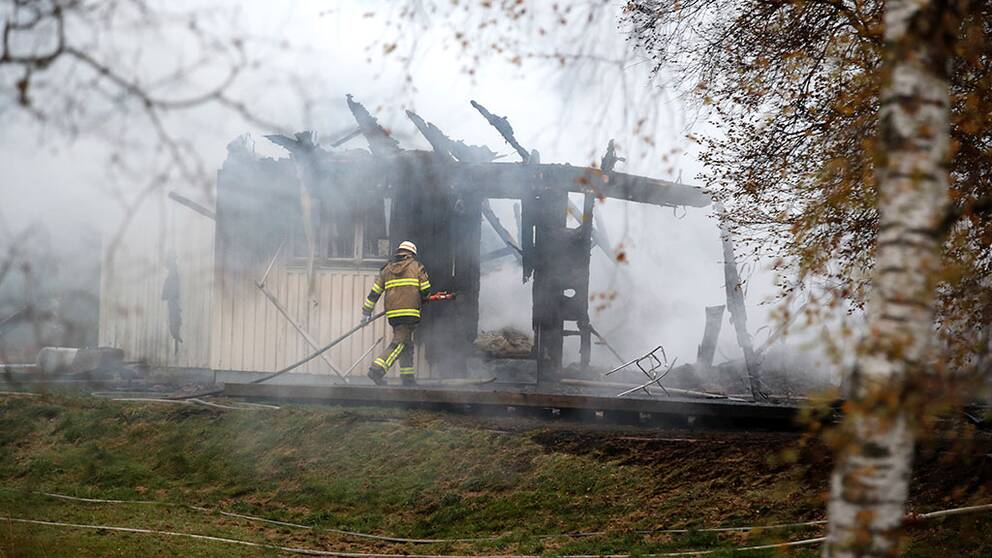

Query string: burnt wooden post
715 203 764 400
471 101 599 381
696 305 725 369
575 189 595 370
402 110 490 378
527 153 595 380
343 98 480 379
446 188 483 377
391 153 464 377
265 131 332 308
413 155 481 380
530 176 569 380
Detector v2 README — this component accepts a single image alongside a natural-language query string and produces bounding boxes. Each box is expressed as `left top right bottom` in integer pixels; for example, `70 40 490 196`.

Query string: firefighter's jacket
363 255 431 325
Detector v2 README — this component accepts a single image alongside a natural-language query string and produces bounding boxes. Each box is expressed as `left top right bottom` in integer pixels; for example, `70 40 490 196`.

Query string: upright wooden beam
697 305 725 369
715 203 764 400
264 132 321 306
402 111 492 378
467 105 602 380
531 183 570 380
577 189 595 370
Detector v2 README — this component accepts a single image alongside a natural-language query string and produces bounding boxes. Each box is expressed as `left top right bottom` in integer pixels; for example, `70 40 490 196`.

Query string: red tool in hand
426 291 456 302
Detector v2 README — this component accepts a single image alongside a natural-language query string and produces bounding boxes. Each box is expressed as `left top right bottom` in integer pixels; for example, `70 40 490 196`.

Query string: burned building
99 96 765 393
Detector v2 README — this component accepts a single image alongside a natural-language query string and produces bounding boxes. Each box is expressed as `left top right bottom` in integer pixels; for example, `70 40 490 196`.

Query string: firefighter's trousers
371 324 416 377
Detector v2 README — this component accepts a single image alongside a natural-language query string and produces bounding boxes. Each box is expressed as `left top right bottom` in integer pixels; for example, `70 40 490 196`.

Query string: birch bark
823 0 950 556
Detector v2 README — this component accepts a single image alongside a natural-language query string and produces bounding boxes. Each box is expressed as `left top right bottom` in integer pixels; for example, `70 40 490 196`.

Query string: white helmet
396 240 417 255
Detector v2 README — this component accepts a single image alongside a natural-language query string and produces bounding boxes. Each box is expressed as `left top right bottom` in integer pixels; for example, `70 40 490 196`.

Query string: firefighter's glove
360 311 372 326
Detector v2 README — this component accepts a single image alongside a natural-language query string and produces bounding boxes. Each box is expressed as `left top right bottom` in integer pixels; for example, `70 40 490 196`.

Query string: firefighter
361 240 431 386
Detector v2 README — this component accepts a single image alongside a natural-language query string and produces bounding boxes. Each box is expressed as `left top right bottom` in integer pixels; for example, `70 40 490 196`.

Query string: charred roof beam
405 110 521 262
346 94 401 156
450 162 711 208
470 100 530 162
405 109 498 164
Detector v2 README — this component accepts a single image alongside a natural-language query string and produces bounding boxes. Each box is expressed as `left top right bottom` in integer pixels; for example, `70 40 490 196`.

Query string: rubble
475 327 533 358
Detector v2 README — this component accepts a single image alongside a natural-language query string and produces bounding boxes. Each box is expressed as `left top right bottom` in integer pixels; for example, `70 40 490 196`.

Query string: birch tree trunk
823 1 951 556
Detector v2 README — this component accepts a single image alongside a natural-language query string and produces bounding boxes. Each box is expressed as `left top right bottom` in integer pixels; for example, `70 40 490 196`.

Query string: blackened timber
567 199 610 256
600 139 624 174
398 116 489 377
450 163 710 208
346 94 401 156
446 137 499 164
531 183 568 380
168 191 216 220
577 188 595 370
527 141 595 379
405 110 456 160
449 190 483 377
283 151 709 209
470 100 530 162
594 139 621 251
482 245 518 262
405 110 497 163
222 382 800 426
697 305 725 369
329 127 362 147
481 200 523 261
263 132 322 305
715 203 764 400
388 151 481 378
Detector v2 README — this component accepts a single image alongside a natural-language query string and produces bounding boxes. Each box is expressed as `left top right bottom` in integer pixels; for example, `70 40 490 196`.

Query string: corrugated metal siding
98 192 215 369
211 263 432 378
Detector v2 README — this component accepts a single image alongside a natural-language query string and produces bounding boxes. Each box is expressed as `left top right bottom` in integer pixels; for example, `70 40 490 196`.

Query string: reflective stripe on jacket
363 254 430 324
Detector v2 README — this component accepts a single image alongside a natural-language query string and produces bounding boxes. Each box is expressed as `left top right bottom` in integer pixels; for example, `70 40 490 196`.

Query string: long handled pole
251 312 386 385
256 281 348 381
167 312 386 401
343 336 385 377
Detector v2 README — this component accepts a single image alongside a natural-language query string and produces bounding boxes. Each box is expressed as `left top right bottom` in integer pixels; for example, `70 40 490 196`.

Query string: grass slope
0 394 989 557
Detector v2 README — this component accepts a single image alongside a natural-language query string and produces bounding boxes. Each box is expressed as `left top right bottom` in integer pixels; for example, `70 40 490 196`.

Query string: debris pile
475 328 533 358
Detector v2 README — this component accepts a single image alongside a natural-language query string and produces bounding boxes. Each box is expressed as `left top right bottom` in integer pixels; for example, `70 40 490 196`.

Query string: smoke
1 1 825 386
479 193 789 374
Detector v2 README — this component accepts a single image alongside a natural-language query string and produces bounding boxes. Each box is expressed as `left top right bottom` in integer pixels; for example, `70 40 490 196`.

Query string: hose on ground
103 397 279 411
0 516 828 557
37 491 488 544
6 506 992 558
24 490 992 545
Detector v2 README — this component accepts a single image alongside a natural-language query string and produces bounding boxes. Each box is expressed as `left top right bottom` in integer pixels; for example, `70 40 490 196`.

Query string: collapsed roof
213 96 769 399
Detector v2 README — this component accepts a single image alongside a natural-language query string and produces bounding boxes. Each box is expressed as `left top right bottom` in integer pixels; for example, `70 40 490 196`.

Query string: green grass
0 394 987 557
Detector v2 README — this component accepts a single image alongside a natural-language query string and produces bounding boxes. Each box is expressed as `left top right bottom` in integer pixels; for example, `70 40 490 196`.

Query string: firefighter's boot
401 373 417 386
367 366 387 386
